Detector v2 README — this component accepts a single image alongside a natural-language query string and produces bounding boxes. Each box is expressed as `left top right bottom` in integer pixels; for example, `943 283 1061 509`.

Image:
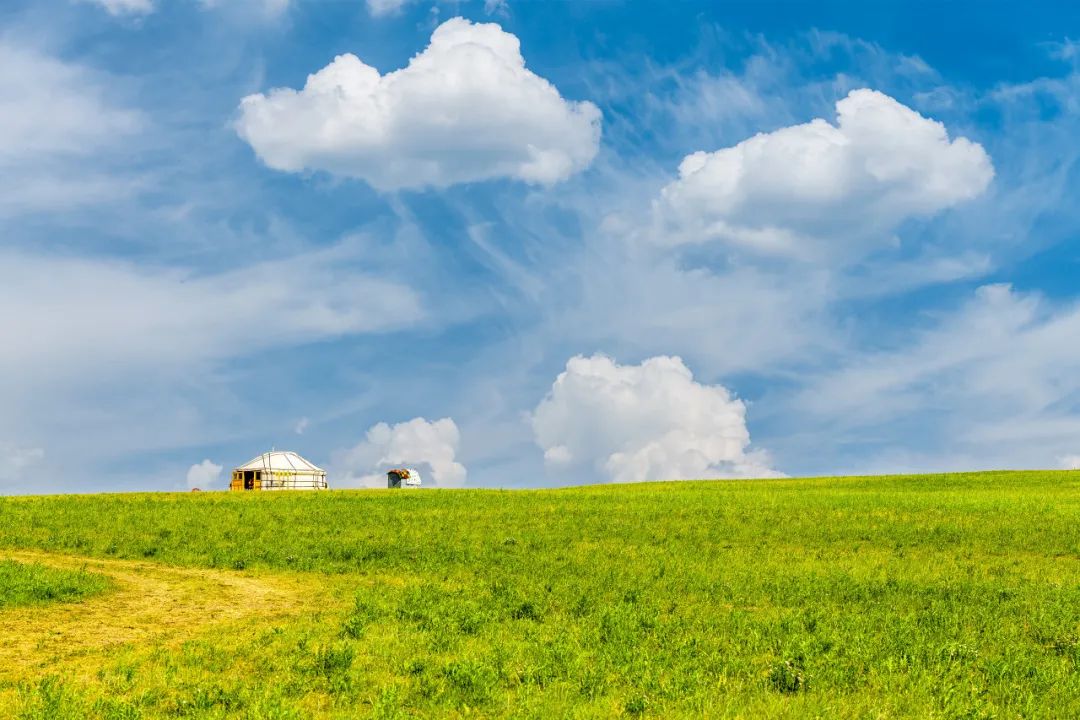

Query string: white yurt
387 468 422 488
230 450 328 491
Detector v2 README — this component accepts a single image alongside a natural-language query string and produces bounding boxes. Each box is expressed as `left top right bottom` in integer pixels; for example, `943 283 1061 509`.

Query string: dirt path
0 550 318 685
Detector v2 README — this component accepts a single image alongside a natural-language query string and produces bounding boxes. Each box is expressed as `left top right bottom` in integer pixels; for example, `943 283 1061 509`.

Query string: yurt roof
237 451 324 473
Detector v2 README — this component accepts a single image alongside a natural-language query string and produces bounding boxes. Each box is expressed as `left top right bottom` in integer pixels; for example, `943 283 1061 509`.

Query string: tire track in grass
0 550 319 685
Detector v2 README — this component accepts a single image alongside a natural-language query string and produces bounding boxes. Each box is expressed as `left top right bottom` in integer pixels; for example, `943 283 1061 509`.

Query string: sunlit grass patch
0 560 112 608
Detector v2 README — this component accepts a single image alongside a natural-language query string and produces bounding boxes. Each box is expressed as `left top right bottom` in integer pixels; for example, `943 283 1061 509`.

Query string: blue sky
3 0 1080 493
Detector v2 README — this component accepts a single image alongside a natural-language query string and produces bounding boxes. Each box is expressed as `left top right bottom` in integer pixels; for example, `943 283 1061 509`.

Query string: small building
230 451 328 491
387 467 422 488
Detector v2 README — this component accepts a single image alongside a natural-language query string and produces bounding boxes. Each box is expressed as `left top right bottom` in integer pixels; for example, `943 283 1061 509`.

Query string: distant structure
230 451 328 491
387 468 422 489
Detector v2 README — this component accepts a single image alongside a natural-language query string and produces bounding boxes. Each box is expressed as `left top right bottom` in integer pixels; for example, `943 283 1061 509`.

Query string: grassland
1 470 1079 718
0 560 112 608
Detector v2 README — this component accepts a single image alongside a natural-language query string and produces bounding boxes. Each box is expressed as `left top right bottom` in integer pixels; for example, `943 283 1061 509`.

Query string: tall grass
0 560 112 608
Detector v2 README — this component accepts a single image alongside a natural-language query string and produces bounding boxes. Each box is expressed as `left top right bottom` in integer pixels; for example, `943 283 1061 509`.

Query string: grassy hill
2 471 1079 718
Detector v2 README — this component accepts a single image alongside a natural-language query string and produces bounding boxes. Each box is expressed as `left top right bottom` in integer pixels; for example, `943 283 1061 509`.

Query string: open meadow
2 471 1080 718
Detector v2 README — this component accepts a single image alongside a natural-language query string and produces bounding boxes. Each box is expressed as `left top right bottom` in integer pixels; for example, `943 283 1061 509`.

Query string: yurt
230 451 328 491
387 468 422 488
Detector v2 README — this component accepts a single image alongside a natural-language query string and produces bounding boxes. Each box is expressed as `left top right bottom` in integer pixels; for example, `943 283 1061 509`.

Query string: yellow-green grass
2 470 1080 718
0 560 112 608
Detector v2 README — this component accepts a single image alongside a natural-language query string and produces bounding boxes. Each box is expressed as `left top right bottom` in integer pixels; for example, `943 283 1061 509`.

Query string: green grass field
0 561 112 609
2 471 1080 718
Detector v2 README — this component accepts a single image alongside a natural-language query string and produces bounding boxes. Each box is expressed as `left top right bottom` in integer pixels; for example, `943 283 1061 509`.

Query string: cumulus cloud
186 459 222 490
655 89 993 261
532 355 780 483
294 417 310 435
235 17 601 190
332 417 467 487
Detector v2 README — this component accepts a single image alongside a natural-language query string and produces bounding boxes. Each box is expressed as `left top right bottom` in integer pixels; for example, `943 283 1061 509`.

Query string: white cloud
0 444 45 487
787 283 1080 472
796 284 1044 422
80 0 155 16
0 249 423 382
532 354 780 483
235 17 601 190
332 417 467 487
1059 456 1080 471
366 0 408 16
83 0 290 19
365 0 507 19
294 417 310 435
655 89 993 261
0 42 143 215
198 0 291 20
546 245 835 375
259 0 289 16
186 459 222 490
0 246 426 493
